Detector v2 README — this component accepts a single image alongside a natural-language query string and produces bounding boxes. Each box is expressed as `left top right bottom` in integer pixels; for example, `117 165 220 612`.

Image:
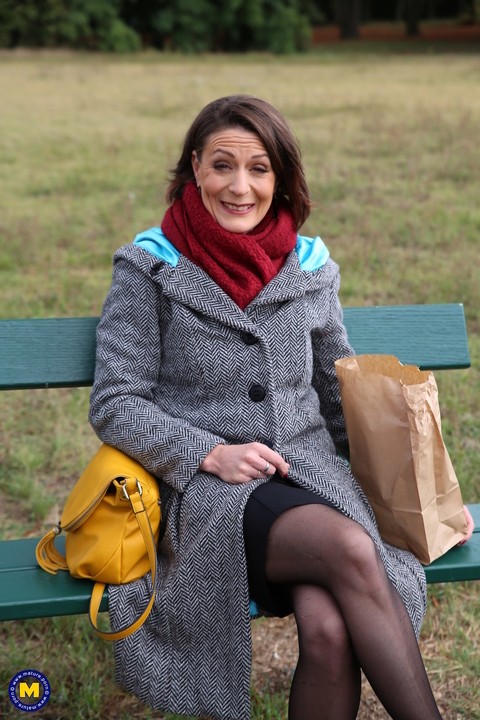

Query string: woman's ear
192 151 200 185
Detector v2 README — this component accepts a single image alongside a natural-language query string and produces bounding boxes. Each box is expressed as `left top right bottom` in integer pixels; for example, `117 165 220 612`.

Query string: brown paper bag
335 354 467 564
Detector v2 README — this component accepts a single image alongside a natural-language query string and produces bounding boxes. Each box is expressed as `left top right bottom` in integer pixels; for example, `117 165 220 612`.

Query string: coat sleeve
89 258 225 492
310 271 354 459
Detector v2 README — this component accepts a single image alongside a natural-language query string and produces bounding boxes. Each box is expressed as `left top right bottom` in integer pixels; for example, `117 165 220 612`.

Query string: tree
334 0 361 39
0 0 140 51
404 0 421 35
396 0 422 36
149 0 311 53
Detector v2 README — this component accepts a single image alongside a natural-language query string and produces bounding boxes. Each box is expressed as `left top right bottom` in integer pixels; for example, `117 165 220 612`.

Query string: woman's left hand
457 505 475 546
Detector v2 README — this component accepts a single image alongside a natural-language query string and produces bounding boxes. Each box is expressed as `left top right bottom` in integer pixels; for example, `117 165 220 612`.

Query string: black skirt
243 475 335 617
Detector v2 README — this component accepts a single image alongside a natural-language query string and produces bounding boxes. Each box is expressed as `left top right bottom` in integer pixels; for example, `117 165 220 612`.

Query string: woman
89 95 471 720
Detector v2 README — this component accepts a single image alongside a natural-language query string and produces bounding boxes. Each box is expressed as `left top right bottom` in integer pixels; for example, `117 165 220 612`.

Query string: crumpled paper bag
335 354 467 564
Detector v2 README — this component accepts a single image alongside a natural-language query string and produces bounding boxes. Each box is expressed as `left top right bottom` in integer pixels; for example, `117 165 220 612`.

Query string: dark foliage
0 0 475 53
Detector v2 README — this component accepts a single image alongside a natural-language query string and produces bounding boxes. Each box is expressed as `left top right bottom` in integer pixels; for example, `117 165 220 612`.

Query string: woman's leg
289 583 361 720
265 505 442 720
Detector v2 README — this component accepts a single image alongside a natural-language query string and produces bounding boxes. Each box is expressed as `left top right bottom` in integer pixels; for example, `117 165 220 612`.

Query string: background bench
0 304 479 623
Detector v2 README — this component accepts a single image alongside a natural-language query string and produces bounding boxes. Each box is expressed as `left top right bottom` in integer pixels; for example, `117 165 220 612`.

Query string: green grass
0 47 479 719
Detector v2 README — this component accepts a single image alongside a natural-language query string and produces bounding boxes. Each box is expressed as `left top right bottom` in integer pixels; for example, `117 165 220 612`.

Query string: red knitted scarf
161 182 297 309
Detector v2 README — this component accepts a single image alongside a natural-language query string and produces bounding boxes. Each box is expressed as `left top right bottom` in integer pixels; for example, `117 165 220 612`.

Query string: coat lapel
118 243 331 331
148 250 310 326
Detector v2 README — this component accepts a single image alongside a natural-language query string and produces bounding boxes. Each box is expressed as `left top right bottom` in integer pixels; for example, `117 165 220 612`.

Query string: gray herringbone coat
89 238 427 720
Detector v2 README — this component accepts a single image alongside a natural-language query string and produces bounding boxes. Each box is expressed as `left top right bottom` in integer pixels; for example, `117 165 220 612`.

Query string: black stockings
264 505 442 720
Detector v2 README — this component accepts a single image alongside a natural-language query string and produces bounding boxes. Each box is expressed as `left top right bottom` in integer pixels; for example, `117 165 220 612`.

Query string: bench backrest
0 304 471 391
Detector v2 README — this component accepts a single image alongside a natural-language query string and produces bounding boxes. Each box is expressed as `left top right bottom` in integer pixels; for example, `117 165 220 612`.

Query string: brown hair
166 95 312 230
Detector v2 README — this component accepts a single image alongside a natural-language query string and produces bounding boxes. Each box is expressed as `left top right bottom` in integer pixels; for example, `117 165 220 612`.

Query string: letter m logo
19 681 40 698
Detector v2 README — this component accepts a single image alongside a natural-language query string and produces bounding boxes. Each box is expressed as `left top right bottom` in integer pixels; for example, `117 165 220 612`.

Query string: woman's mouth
221 201 255 214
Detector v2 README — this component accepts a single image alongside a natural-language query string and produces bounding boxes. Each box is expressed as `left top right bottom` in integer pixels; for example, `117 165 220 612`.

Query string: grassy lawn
0 46 479 718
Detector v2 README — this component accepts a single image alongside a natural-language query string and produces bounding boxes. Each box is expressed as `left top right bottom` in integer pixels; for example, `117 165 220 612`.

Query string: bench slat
344 303 470 370
0 317 99 390
0 567 103 620
0 537 107 621
0 304 470 390
1 506 478 622
424 504 480 582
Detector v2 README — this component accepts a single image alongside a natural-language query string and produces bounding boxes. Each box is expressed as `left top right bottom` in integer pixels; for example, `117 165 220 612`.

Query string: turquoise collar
133 227 330 272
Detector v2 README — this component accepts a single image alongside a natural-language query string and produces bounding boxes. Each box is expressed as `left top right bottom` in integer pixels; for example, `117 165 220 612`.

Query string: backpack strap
88 478 158 641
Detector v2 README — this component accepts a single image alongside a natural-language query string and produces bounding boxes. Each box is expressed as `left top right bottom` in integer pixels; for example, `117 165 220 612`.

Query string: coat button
241 332 258 345
249 384 266 402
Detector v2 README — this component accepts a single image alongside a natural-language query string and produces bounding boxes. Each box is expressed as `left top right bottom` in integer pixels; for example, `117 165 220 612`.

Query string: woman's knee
335 525 384 593
265 505 384 595
293 586 353 668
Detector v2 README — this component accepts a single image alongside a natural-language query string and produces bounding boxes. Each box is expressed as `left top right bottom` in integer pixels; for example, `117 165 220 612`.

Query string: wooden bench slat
424 539 480 583
0 567 103 620
1 506 478 622
0 317 99 390
0 538 108 621
344 303 470 370
424 504 480 583
0 304 470 390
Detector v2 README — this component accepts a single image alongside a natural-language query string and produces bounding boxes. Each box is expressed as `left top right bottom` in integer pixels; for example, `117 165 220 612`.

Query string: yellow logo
8 670 51 712
19 681 40 698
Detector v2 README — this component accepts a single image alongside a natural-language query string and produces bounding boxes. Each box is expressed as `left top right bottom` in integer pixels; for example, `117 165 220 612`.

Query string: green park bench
0 304 479 623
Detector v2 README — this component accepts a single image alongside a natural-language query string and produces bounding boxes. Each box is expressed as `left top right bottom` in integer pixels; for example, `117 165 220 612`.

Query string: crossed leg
265 504 442 720
289 583 361 720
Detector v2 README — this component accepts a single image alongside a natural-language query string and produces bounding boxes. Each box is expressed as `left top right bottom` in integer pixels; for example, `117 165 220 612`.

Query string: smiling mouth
221 201 255 214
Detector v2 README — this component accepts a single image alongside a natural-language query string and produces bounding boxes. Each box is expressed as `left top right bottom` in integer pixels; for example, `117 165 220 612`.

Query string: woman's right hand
199 442 290 485
457 505 475 546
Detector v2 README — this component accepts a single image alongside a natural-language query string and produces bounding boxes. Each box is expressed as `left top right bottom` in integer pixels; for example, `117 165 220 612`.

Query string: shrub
98 18 141 53
0 0 141 52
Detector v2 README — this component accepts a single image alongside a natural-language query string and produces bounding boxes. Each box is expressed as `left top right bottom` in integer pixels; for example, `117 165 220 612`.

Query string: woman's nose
229 170 250 195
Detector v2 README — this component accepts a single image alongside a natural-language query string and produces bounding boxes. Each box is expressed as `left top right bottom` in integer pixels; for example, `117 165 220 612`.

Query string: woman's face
192 127 276 233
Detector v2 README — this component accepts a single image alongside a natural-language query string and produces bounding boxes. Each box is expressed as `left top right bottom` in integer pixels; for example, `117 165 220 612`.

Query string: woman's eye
252 166 269 174
213 162 230 171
